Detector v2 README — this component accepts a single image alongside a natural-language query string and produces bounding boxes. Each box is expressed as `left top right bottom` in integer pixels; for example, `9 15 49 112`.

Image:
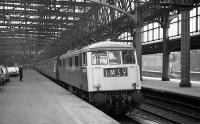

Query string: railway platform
142 76 200 98
0 70 119 124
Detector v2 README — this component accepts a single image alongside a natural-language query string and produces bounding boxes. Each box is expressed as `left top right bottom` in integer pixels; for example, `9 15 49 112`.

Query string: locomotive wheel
119 100 127 114
94 93 106 106
104 98 113 114
2 80 5 85
106 98 113 110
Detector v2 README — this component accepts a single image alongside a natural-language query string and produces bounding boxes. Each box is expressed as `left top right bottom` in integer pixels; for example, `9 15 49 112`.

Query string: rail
133 88 200 124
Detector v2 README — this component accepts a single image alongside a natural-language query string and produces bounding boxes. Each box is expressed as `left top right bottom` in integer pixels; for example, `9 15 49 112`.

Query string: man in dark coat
19 65 23 81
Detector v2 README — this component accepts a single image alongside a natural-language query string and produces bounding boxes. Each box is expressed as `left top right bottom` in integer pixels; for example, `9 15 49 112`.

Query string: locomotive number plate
104 68 128 77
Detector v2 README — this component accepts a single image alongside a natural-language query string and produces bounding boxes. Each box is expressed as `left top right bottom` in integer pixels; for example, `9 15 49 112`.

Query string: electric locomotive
35 41 142 114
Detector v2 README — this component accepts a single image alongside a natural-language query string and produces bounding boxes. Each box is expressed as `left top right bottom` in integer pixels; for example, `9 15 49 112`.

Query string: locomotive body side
58 51 88 91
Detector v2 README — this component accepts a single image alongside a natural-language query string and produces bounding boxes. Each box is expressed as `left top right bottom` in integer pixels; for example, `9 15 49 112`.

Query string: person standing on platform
19 65 23 81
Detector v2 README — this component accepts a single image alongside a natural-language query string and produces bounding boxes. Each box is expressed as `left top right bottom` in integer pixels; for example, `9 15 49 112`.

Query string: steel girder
0 0 97 63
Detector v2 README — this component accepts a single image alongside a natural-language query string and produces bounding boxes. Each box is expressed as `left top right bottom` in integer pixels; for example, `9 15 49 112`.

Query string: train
34 41 143 114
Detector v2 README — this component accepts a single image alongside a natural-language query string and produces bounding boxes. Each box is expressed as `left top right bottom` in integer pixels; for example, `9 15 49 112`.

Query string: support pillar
180 10 191 87
162 25 170 81
136 27 142 81
135 0 142 81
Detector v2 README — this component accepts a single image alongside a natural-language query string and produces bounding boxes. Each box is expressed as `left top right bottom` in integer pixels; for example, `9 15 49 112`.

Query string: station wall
142 50 200 72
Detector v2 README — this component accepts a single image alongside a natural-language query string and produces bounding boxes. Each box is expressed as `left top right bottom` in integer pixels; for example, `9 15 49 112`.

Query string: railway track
126 113 160 124
44 73 200 123
111 115 141 124
132 88 200 124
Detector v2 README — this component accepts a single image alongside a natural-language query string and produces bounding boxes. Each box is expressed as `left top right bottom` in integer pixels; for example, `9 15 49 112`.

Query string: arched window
118 32 133 45
169 17 180 38
142 22 162 44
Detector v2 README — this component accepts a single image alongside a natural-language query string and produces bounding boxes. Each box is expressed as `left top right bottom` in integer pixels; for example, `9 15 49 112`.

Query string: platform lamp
5 13 11 29
5 13 10 20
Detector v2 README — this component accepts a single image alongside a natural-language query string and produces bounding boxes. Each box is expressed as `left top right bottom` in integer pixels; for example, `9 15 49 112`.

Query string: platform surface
0 70 119 124
142 76 200 98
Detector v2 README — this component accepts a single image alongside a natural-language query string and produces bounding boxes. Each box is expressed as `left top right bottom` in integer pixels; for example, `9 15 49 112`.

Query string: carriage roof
38 56 58 64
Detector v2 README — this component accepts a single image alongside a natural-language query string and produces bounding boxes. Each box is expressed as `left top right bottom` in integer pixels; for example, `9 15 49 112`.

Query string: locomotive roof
81 41 134 52
60 41 134 58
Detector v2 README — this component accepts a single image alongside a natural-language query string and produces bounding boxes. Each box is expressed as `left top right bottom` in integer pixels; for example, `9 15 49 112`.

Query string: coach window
53 62 56 72
59 59 61 67
122 50 135 64
63 59 65 67
65 58 68 67
75 56 79 67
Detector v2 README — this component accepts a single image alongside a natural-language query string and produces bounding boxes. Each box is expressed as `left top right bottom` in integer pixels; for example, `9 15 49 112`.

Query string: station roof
0 0 199 65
